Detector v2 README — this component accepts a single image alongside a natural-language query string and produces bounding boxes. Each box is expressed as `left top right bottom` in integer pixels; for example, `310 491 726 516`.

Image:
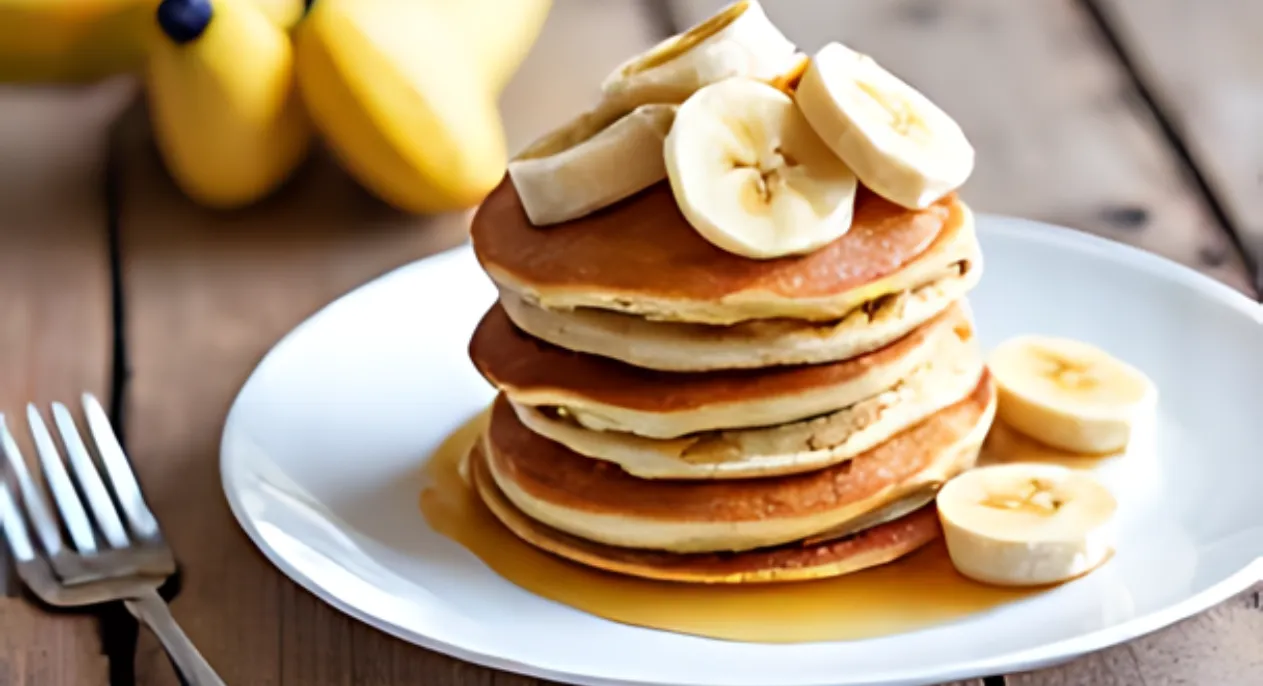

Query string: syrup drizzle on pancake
420 412 1040 644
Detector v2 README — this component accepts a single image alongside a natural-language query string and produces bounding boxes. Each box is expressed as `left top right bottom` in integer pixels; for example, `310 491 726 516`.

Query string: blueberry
157 0 213 44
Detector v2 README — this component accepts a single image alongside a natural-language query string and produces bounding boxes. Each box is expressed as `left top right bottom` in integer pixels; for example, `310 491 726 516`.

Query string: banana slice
664 77 858 259
508 103 677 225
937 463 1117 586
989 335 1157 454
601 0 799 109
795 42 974 209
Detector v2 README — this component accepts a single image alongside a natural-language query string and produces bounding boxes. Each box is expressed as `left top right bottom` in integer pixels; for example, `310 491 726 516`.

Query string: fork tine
0 479 36 562
52 403 130 549
82 394 158 539
27 405 97 554
0 415 63 556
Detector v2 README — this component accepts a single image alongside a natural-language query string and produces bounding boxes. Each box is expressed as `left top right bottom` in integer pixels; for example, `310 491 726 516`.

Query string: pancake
470 443 944 584
512 347 985 480
483 373 996 552
472 178 974 325
498 238 979 371
471 301 976 439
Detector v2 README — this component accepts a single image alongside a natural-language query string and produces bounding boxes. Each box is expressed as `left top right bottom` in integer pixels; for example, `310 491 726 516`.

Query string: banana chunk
509 103 677 226
664 78 858 259
601 0 799 109
937 463 1117 586
795 42 974 209
989 335 1157 454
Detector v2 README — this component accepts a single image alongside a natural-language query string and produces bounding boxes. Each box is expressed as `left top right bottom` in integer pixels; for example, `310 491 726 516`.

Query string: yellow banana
0 0 158 83
294 0 508 213
146 0 312 208
0 0 302 83
431 0 552 95
250 0 303 29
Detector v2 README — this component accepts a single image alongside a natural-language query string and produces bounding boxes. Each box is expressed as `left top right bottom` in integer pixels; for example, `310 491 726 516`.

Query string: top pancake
472 178 968 324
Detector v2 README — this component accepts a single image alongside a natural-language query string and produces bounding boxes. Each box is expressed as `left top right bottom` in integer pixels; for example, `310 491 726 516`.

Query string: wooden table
0 1 1258 684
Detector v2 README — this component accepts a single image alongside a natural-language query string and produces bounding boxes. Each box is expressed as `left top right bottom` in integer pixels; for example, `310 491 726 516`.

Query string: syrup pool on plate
420 413 1043 644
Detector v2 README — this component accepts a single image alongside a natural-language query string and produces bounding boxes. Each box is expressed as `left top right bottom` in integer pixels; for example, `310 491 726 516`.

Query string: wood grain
673 0 1253 294
114 110 469 685
1091 0 1263 290
114 2 661 684
1010 583 1263 685
0 80 131 686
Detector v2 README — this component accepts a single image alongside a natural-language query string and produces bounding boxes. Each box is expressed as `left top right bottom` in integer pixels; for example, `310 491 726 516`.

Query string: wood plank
1010 583 1263 685
673 0 1252 294
1092 0 1263 291
115 112 471 686
115 2 662 684
0 79 132 686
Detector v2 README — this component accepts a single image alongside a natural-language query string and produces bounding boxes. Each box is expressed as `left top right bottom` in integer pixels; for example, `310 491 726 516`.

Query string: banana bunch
4 0 548 210
144 0 548 210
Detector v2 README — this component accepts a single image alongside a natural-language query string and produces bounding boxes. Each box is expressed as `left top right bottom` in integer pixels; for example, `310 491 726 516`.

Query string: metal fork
0 394 224 686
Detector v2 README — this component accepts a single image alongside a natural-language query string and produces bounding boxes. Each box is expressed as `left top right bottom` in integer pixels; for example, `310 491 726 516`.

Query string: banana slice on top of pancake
601 0 800 109
508 103 677 226
509 0 802 227
795 42 974 209
666 77 859 259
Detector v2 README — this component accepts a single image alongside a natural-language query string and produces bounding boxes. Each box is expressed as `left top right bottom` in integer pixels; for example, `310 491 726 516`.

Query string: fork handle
125 589 226 686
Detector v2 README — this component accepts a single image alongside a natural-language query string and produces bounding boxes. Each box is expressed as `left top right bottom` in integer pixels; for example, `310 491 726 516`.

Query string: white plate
221 215 1263 686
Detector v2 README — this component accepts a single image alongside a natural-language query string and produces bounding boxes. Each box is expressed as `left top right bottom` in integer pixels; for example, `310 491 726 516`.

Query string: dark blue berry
157 0 213 44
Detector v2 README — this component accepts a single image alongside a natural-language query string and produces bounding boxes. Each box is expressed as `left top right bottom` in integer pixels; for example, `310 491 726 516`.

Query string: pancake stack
461 0 996 584
464 179 995 583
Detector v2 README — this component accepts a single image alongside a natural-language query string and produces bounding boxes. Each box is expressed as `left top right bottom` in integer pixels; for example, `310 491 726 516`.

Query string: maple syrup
421 413 1043 644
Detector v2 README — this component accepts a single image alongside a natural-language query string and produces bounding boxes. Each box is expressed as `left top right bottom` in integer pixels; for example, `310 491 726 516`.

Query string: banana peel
0 0 159 83
146 0 312 209
5 0 551 214
295 0 515 213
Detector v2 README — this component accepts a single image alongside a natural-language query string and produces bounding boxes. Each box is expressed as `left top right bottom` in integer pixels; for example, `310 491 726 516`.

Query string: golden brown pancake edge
470 301 972 413
471 178 956 304
469 442 943 584
483 371 994 524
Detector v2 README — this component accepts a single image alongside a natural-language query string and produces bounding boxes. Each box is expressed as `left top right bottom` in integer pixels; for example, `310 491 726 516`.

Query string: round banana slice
601 0 799 109
508 103 677 226
795 42 974 209
989 335 1157 454
937 463 1118 586
664 77 858 259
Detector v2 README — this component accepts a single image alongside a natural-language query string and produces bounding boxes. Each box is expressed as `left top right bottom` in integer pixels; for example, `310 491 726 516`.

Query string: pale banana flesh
509 102 676 226
989 335 1157 454
937 463 1117 586
665 77 858 259
795 42 975 210
600 0 799 110
509 0 801 227
146 0 312 209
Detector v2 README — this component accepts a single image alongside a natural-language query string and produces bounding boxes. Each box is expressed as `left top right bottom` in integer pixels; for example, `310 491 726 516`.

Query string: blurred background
0 1 1259 684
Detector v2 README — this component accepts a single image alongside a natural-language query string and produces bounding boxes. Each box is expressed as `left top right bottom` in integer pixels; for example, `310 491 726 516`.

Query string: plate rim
219 214 1263 686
